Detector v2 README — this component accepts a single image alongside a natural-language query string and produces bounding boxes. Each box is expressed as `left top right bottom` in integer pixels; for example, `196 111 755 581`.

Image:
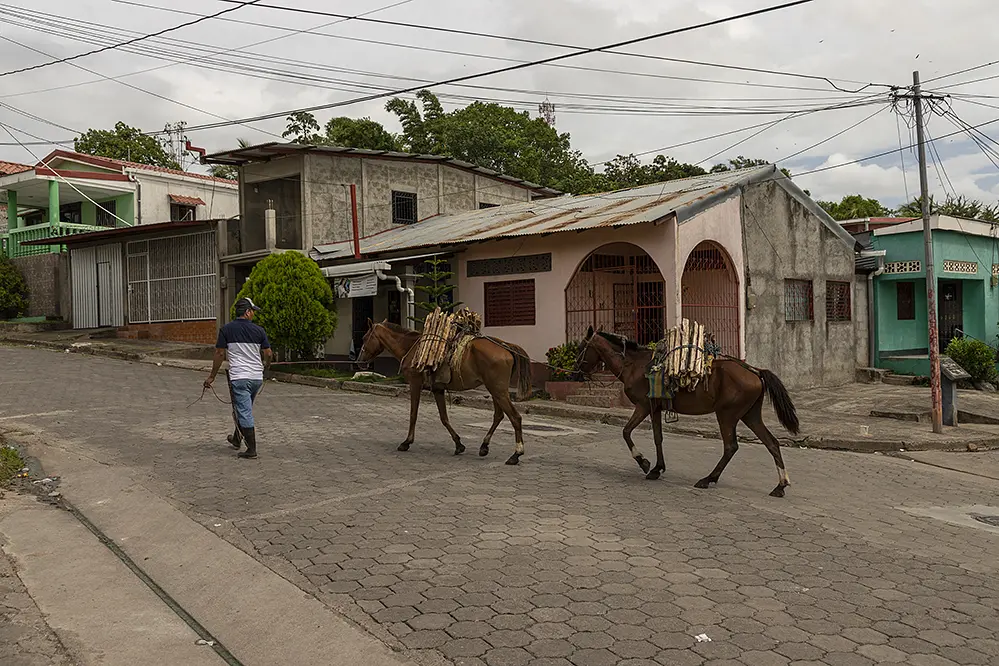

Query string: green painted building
867 214 999 376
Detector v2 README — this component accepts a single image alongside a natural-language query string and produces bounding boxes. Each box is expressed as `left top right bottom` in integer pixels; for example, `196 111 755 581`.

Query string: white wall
131 171 239 224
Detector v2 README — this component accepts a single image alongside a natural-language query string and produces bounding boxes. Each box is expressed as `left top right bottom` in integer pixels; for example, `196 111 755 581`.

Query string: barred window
784 279 814 322
897 281 915 320
96 200 117 227
392 191 418 225
484 279 535 327
826 281 852 321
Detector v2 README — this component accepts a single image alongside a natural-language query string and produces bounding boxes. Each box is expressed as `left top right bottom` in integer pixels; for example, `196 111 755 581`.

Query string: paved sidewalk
5 346 999 666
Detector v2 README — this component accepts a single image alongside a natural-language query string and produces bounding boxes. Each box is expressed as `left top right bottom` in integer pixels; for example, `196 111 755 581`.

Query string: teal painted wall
82 201 96 226
114 193 135 226
872 229 999 369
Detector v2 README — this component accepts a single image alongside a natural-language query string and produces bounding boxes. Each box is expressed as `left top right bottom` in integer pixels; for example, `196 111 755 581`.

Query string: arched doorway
681 241 740 357
565 243 666 345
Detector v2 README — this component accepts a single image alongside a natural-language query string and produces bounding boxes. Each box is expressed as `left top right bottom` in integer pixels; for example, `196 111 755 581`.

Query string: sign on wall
332 273 378 298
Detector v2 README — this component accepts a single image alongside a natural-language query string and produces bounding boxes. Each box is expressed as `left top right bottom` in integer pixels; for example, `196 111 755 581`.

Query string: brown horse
357 319 533 465
577 327 800 497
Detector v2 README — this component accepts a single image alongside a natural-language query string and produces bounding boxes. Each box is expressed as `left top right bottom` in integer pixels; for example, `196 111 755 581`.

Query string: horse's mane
379 321 418 335
596 331 645 352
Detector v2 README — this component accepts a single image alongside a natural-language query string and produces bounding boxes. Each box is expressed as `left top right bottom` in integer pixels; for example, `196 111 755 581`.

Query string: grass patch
0 445 25 486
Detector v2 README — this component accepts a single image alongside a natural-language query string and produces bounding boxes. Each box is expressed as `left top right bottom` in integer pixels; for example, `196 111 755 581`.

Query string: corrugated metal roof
203 142 561 196
312 166 770 261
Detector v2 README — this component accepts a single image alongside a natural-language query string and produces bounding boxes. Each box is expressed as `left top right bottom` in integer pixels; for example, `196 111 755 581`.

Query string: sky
0 0 997 209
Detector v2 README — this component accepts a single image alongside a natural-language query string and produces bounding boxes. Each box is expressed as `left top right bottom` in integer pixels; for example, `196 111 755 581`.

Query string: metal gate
127 232 217 323
681 241 740 357
71 244 124 329
566 251 666 345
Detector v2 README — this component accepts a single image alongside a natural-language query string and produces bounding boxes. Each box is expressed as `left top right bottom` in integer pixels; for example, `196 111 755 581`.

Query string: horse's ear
596 325 605 333
585 325 594 339
367 317 374 329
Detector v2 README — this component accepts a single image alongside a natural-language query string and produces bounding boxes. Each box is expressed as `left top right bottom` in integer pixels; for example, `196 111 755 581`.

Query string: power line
203 0 879 93
0 2 870 108
0 0 265 79
165 0 843 134
923 60 999 85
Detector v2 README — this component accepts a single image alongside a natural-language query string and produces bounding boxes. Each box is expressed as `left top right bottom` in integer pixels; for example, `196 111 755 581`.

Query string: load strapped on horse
410 307 483 387
646 319 722 422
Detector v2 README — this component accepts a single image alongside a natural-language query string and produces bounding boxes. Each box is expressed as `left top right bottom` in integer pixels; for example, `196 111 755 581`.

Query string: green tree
0 257 29 320
896 194 999 222
74 121 180 170
208 137 251 180
817 194 892 221
710 156 791 178
233 252 337 359
413 256 461 325
602 154 708 189
323 117 399 151
282 111 322 143
386 91 598 194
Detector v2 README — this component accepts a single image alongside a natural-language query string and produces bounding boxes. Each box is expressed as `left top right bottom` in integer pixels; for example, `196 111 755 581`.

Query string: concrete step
567 395 623 408
856 367 890 384
883 374 919 386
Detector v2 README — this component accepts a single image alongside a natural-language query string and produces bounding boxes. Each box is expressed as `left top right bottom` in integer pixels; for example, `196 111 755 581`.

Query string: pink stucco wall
458 222 676 362
675 195 746 357
456 195 746 364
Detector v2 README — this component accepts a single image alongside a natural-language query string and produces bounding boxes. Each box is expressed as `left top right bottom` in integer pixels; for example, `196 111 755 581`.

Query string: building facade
1 150 238 260
312 166 865 389
865 215 999 377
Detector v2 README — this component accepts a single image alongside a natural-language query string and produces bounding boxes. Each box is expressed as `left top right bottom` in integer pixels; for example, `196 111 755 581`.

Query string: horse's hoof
505 454 520 465
454 443 466 455
479 445 489 457
693 478 712 489
769 485 786 498
645 469 661 481
637 457 652 474
397 442 411 452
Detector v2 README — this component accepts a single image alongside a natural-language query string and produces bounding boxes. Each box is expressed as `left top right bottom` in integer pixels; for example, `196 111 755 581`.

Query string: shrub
944 336 997 383
233 252 337 359
546 341 580 381
0 258 29 320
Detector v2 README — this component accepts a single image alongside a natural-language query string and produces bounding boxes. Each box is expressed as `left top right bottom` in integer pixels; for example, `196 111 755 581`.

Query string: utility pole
912 70 944 434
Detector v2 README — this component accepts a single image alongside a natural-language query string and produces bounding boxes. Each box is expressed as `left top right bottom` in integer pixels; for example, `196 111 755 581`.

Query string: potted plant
544 341 584 401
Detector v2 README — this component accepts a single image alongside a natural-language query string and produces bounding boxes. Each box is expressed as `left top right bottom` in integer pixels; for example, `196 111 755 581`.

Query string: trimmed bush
546 341 580 380
0 258 29 320
944 336 997 383
233 252 337 359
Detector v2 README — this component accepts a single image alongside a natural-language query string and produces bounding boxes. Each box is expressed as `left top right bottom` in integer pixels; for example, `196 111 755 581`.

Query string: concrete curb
3 337 986 454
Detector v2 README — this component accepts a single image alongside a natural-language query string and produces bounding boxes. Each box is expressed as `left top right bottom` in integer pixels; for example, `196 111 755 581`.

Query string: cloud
0 0 997 208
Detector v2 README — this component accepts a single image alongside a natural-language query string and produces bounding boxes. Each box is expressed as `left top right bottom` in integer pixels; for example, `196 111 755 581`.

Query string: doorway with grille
565 244 667 346
680 240 740 358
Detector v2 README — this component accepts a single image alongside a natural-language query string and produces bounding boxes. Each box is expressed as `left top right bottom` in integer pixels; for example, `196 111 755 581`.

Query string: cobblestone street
4 345 999 666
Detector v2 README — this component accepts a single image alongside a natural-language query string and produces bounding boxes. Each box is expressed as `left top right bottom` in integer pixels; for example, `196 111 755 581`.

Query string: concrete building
1 150 238 259
203 142 559 351
860 214 999 377
310 165 865 389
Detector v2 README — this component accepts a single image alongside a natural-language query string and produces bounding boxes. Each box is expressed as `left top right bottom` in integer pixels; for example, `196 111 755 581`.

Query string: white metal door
96 244 124 327
70 247 97 329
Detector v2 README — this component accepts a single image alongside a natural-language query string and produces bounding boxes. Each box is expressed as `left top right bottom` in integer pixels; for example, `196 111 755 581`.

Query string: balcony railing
1 222 108 258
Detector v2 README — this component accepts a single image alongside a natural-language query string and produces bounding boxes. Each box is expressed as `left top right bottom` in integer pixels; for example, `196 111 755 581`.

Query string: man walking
205 297 272 459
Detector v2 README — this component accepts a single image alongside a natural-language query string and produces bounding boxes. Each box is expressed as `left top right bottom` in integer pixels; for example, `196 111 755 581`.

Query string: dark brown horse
577 327 800 497
357 320 533 465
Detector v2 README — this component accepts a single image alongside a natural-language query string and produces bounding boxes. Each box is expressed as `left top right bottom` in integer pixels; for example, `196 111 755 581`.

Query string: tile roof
35 150 236 185
168 194 207 206
0 160 32 176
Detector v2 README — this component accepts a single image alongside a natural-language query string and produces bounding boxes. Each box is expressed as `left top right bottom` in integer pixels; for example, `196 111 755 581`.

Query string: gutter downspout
128 175 141 226
377 269 414 325
863 251 887 367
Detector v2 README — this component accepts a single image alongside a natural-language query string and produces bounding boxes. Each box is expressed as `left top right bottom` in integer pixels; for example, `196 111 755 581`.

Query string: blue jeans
230 379 263 428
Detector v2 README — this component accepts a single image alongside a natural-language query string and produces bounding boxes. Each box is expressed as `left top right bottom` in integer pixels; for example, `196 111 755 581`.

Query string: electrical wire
152 0 835 134
0 0 264 78
923 60 999 85
895 110 911 202
117 0 885 94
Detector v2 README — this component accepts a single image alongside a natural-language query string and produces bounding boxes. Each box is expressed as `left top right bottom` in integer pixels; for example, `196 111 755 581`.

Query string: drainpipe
377 269 414 324
128 175 141 226
350 184 361 259
862 250 887 367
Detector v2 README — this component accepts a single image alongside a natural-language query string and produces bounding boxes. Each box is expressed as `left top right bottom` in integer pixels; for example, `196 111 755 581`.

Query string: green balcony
2 222 109 258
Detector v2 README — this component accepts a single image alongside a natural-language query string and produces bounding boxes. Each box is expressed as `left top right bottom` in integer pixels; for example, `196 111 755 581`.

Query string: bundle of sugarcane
413 307 452 371
452 307 482 336
652 319 708 391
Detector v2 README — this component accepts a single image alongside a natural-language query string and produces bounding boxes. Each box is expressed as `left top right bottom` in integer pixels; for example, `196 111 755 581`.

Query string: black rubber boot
227 426 242 450
237 427 258 459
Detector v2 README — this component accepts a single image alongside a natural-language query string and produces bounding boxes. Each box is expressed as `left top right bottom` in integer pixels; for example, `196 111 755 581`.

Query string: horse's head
356 318 385 363
575 325 604 376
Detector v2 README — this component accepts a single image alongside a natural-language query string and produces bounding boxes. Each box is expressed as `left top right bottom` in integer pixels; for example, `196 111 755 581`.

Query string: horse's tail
758 369 800 435
508 343 534 401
